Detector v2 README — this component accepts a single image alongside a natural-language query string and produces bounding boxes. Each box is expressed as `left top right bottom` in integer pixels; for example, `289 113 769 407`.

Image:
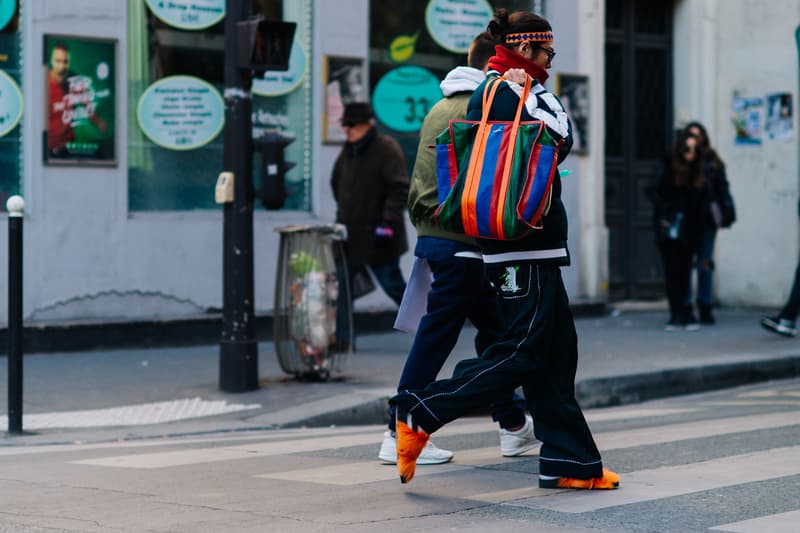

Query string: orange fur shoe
539 468 620 490
396 415 430 484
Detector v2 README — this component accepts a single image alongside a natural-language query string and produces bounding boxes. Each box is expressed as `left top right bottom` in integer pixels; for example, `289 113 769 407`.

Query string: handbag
720 192 736 227
433 75 561 240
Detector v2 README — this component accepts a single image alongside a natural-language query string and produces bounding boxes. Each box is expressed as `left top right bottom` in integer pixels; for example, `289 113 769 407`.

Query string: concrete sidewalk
1 307 799 446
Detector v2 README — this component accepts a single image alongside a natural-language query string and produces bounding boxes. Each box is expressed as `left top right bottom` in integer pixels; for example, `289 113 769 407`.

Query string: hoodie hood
439 66 486 97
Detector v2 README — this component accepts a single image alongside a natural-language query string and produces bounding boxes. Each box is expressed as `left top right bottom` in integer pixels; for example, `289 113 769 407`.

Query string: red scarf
486 45 549 84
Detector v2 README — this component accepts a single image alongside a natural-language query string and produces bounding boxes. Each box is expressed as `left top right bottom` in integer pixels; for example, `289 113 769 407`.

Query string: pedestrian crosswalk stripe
70 406 697 469
257 446 516 485
709 509 800 533
701 400 800 407
593 410 800 451
70 409 800 471
254 410 800 487
525 445 800 514
0 425 379 458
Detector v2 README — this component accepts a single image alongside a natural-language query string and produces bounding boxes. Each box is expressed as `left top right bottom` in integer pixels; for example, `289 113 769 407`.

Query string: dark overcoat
330 127 409 266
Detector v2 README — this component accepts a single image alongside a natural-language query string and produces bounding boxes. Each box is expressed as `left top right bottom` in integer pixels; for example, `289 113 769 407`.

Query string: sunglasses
537 45 556 63
341 121 359 128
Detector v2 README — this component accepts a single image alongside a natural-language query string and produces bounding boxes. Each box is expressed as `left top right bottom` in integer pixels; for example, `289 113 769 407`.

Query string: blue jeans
687 224 717 306
367 261 406 306
388 237 525 432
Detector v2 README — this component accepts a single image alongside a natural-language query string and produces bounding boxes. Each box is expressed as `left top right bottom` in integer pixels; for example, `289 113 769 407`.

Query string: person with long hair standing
648 130 708 331
683 121 735 324
390 9 619 490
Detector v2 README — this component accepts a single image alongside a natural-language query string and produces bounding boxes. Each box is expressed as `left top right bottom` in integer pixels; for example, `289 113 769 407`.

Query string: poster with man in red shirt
45 35 115 163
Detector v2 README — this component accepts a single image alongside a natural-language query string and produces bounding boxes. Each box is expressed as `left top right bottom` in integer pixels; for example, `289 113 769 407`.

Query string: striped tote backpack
433 75 562 240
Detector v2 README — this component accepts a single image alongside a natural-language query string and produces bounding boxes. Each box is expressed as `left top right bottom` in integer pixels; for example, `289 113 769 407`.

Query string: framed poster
43 35 116 165
322 55 365 143
555 73 589 155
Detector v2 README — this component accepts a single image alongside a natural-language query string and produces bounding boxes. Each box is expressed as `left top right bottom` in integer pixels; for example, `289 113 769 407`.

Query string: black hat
341 102 373 125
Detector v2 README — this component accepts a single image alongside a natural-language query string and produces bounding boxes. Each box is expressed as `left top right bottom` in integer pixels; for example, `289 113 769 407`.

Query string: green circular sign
372 66 442 133
137 75 224 150
0 70 23 137
0 0 14 31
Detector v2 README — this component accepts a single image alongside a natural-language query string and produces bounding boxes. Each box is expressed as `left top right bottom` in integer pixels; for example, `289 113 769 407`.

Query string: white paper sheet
393 257 433 334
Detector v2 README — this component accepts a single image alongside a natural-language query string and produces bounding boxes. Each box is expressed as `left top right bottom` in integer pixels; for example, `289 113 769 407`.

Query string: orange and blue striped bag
433 75 561 240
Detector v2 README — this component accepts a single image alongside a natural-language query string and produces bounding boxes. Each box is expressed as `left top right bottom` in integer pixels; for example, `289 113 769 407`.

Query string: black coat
331 127 409 266
647 156 708 250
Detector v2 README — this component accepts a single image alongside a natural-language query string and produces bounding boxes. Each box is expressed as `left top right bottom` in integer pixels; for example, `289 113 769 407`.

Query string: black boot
699 303 715 325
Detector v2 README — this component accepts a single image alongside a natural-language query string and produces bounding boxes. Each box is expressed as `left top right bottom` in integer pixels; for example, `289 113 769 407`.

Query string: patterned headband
505 31 553 44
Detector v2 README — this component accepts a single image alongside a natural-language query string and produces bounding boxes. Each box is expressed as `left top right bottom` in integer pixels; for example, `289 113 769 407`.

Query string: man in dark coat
330 102 409 307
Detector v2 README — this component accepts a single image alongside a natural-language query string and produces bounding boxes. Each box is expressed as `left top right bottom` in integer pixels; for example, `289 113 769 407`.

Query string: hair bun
486 20 502 37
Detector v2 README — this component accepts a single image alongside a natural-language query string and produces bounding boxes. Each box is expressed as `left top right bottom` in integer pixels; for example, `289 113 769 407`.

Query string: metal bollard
6 195 24 434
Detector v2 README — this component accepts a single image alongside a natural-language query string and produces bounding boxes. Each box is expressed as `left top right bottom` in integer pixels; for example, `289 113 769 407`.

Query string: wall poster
732 95 763 145
556 73 589 154
44 35 116 165
765 92 793 141
322 55 365 143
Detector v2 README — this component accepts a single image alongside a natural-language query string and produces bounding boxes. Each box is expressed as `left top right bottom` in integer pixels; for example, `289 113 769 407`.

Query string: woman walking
390 9 619 491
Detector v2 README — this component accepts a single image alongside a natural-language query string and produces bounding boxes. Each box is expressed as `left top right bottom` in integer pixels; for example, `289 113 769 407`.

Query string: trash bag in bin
274 224 351 380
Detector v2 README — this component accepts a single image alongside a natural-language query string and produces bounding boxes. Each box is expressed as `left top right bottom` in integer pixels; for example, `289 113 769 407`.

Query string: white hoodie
439 66 486 97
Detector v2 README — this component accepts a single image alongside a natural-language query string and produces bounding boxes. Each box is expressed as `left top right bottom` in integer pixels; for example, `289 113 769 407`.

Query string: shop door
604 0 673 300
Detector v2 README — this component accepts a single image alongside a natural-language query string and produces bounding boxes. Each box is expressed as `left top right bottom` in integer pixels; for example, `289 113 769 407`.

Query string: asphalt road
0 377 798 532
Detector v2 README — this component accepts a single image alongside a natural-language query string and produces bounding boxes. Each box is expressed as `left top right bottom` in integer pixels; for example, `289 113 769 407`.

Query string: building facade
0 0 797 326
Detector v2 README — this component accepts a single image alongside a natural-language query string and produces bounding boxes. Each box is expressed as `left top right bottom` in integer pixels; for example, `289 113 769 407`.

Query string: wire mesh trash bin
274 224 352 380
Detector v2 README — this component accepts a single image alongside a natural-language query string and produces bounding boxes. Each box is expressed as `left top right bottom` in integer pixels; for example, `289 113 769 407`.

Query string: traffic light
255 132 295 210
237 17 296 76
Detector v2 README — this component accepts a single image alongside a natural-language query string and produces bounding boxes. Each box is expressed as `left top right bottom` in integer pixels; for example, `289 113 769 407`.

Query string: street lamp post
220 0 258 392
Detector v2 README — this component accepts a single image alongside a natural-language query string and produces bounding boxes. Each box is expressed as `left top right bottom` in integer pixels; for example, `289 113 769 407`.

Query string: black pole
220 0 258 392
7 195 24 434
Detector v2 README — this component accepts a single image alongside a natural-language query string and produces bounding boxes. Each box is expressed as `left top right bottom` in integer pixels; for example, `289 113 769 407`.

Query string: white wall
674 0 800 306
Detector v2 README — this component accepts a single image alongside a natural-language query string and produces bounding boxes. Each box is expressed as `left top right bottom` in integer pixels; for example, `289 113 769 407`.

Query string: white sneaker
377 430 454 465
499 414 537 457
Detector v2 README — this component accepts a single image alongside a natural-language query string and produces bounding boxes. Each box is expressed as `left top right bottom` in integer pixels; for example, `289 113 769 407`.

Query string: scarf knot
486 45 549 84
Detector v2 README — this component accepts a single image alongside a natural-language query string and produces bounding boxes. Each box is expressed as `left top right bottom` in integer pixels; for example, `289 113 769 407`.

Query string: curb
0 302 607 353
576 355 800 408
286 355 800 428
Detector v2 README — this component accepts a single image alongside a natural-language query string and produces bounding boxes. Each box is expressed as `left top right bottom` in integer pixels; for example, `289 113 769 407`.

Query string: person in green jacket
378 32 535 466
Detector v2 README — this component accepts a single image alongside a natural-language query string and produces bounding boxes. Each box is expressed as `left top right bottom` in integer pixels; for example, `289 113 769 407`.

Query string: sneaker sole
761 320 798 337
378 456 453 465
501 442 538 457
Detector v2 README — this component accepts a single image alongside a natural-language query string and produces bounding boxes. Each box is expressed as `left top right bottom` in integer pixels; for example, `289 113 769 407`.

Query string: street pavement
1 379 799 532
1 306 799 446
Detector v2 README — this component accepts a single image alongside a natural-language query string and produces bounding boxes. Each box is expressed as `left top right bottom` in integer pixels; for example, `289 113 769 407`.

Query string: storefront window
128 0 312 211
0 0 21 210
369 0 539 171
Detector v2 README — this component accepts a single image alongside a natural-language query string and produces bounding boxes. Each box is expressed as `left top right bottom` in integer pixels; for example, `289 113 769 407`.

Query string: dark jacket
466 74 573 262
331 127 409 265
646 156 708 250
